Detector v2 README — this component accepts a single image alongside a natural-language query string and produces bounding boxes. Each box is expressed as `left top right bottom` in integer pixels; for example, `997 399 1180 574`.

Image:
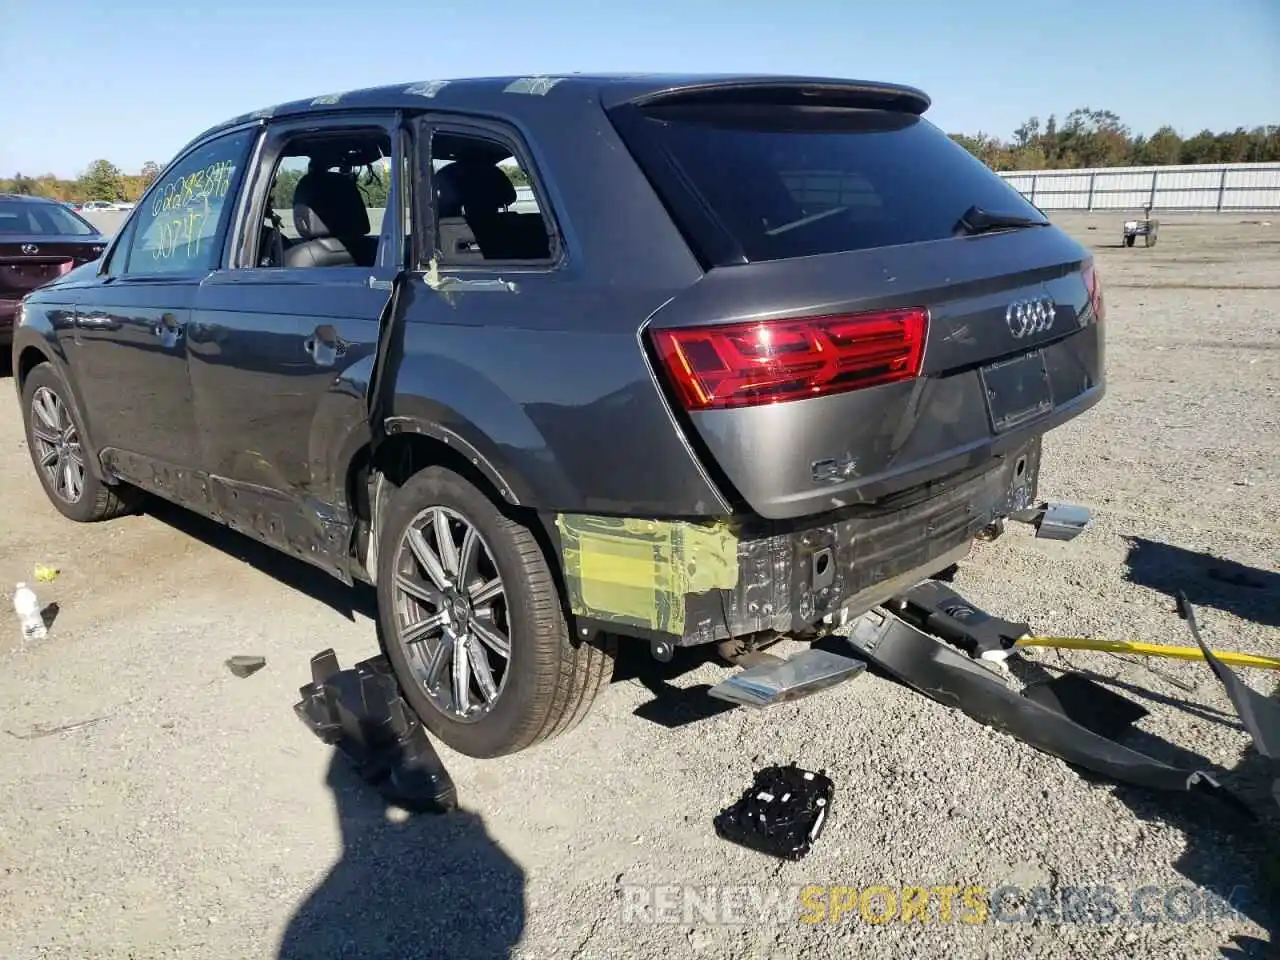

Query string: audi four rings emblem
21 243 38 255
1005 296 1055 339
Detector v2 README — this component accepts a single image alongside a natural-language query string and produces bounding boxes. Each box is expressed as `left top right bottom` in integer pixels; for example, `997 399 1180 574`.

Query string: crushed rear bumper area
553 436 1043 647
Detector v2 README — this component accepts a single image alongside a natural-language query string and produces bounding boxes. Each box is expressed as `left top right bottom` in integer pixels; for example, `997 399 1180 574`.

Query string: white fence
998 162 1280 212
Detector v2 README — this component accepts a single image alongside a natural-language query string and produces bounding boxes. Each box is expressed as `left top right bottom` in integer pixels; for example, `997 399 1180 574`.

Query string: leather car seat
284 171 379 268
434 166 484 263
434 161 549 261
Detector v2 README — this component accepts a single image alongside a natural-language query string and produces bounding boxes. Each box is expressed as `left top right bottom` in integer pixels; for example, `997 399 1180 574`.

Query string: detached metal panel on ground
1000 162 1280 212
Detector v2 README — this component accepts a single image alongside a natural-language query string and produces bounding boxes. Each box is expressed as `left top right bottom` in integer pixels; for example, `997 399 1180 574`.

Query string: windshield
0 199 99 237
626 104 1044 262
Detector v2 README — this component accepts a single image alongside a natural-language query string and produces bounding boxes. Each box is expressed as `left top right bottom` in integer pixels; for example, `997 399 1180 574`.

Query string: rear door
607 89 1105 521
187 112 403 557
71 127 259 484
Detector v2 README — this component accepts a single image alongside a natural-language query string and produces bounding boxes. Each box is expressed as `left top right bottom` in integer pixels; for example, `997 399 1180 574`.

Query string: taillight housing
651 307 929 411
1081 258 1106 324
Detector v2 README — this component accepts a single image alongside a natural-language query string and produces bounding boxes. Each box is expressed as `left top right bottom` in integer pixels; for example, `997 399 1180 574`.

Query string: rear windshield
624 104 1044 262
0 199 98 237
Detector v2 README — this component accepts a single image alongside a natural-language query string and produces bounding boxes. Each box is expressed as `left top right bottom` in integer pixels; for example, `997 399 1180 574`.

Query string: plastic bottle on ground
13 583 47 642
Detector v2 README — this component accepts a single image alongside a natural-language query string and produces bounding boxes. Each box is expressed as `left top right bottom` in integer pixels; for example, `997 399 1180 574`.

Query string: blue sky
1 0 1276 177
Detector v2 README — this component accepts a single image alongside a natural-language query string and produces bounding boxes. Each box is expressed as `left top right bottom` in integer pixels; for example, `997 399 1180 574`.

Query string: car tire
376 465 616 758
20 363 141 523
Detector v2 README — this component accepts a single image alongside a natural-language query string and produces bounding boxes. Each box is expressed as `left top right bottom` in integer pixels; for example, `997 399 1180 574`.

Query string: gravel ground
1 212 1277 959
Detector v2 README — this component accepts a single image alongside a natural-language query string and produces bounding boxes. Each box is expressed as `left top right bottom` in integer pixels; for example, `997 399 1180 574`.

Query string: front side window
250 128 392 269
123 128 256 276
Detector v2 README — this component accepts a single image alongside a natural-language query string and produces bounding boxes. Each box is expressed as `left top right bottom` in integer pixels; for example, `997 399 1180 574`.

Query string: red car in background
1 194 108 349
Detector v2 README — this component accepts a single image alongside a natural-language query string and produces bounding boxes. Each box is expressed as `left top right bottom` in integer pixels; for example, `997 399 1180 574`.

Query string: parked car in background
0 194 107 347
11 74 1105 759
78 200 117 213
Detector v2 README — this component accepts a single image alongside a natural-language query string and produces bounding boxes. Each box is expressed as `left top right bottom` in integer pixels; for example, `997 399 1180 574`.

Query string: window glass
254 130 390 268
430 131 552 264
0 200 99 236
619 104 1044 262
123 128 255 275
0 203 36 233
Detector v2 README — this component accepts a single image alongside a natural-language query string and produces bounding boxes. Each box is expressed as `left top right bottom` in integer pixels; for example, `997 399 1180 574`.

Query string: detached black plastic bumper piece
1177 592 1280 811
294 649 457 814
889 579 1031 659
714 763 834 860
841 607 1243 807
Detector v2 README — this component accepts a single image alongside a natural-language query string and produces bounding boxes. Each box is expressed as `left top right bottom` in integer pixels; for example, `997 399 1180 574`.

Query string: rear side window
617 103 1043 263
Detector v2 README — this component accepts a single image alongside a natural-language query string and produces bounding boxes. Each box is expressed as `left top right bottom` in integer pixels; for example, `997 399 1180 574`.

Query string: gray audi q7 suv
11 74 1105 757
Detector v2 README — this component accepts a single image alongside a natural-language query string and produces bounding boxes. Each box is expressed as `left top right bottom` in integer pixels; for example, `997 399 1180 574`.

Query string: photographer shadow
279 752 526 960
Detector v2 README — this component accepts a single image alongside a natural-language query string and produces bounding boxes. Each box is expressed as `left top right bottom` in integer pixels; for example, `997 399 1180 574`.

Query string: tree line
1 159 161 204
1 158 532 207
950 108 1280 171
3 109 1277 201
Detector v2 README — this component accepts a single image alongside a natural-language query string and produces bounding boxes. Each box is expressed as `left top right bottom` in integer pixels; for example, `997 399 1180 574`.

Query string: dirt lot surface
1 212 1277 959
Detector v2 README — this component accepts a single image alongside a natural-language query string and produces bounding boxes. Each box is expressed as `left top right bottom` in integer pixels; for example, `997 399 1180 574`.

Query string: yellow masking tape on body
556 514 740 634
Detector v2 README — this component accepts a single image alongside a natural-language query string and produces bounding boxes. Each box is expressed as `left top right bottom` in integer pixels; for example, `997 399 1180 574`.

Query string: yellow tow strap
1015 635 1280 671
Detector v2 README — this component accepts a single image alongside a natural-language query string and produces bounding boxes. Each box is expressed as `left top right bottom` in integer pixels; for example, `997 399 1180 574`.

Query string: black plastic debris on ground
1022 672 1150 742
847 591 1215 797
843 580 1275 817
226 655 267 678
889 579 1030 659
294 649 457 814
1177 591 1280 811
714 763 833 860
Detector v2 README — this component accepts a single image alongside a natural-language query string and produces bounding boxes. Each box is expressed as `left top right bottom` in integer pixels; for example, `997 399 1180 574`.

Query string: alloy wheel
29 386 86 504
392 505 512 722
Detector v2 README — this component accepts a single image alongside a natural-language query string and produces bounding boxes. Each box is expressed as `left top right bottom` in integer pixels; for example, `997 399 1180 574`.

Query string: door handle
304 324 347 367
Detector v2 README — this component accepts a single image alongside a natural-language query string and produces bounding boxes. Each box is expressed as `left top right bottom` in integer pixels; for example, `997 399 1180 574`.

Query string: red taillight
651 307 929 411
1081 259 1106 323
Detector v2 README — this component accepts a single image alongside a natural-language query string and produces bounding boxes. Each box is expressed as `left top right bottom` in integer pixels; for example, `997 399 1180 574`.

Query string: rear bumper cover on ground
833 583 1277 815
555 437 1042 646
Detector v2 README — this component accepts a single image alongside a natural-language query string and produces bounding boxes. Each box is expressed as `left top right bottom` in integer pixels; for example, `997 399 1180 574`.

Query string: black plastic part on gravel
294 649 458 815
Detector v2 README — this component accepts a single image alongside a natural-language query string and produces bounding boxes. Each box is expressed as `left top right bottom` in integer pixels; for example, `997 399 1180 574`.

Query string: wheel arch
378 416 530 507
13 335 111 485
345 429 573 618
320 370 575 583
335 379 584 520
16 342 52 389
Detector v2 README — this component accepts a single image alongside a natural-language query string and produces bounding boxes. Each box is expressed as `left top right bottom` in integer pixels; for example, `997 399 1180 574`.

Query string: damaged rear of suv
12 75 1104 760
560 82 1105 650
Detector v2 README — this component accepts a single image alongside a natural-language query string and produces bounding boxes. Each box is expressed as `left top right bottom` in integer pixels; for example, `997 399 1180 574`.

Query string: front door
188 114 403 562
72 127 259 495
